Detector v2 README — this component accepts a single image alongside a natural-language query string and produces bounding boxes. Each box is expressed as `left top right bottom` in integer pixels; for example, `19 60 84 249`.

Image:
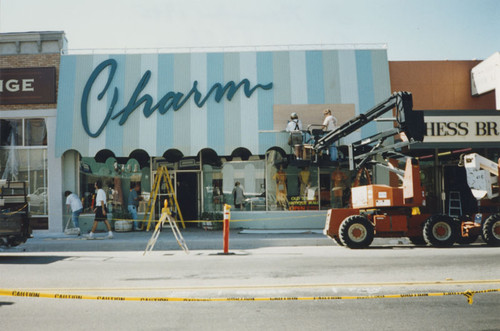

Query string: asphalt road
0 233 499 330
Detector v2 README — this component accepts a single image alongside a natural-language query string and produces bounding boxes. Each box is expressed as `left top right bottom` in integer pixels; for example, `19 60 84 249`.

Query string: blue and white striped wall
55 48 391 157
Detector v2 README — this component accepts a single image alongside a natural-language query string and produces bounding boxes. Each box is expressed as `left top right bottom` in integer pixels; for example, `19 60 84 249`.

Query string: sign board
0 67 56 105
424 114 500 143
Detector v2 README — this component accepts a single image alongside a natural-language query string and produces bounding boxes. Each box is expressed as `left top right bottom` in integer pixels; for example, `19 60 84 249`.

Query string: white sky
0 0 498 60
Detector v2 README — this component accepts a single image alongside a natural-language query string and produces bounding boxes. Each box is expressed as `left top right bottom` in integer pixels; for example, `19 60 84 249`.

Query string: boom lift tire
456 233 479 245
332 236 344 246
408 236 426 246
482 214 500 247
423 215 459 247
339 215 374 249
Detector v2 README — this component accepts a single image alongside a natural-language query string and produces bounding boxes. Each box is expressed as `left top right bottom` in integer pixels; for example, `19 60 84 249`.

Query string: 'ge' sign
0 67 56 105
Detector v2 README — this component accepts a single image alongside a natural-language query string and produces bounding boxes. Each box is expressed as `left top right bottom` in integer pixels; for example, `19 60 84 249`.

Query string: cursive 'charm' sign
81 59 273 138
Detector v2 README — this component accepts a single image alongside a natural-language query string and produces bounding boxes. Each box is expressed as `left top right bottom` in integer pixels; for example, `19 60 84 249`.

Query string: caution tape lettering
1 288 498 305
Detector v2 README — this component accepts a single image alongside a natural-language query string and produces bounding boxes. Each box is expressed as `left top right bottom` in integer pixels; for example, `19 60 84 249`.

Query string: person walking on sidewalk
128 182 142 231
87 180 113 239
65 190 83 234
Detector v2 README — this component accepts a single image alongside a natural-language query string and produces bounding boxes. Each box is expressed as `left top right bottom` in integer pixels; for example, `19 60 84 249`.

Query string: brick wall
0 53 60 110
389 61 496 111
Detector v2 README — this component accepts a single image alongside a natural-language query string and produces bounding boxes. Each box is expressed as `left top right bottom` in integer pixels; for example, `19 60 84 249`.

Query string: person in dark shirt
128 183 142 230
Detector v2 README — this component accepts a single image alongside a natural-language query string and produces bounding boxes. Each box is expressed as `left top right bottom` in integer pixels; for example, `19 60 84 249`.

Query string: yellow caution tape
1 288 498 305
0 204 28 216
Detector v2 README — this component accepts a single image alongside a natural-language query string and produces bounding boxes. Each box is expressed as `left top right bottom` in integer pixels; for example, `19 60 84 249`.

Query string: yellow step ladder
142 166 185 231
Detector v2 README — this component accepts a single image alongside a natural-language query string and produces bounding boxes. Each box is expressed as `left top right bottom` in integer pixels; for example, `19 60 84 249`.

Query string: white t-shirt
95 188 107 207
66 193 83 212
286 119 302 132
323 115 337 131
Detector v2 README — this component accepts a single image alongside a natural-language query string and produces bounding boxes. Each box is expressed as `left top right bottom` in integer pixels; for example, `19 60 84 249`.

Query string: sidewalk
6 228 333 252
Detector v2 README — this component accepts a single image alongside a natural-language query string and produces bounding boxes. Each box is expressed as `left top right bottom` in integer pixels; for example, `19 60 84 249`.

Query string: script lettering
81 59 273 137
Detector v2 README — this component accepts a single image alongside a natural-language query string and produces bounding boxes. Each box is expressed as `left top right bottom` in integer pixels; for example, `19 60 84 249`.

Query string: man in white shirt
322 109 338 131
322 109 339 161
286 112 302 132
65 190 83 229
286 113 304 159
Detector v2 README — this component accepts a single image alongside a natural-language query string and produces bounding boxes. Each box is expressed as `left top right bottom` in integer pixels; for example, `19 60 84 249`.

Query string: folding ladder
142 166 185 231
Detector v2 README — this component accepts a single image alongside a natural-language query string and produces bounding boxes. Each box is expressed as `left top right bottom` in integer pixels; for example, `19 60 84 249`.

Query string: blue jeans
329 146 338 161
72 208 83 228
128 205 139 229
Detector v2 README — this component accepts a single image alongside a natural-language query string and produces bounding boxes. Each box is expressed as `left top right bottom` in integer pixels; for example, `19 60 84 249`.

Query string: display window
202 164 224 212
221 159 265 211
0 119 48 216
266 150 320 211
79 156 150 217
200 150 356 213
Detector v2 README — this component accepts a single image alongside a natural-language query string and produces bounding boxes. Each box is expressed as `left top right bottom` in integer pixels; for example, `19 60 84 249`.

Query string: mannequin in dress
273 165 288 210
298 167 311 199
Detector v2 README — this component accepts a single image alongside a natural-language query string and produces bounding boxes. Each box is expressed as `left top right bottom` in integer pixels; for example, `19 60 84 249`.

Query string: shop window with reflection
202 164 224 212
324 167 351 210
265 150 320 211
0 119 48 216
79 156 150 217
25 119 47 146
221 159 265 211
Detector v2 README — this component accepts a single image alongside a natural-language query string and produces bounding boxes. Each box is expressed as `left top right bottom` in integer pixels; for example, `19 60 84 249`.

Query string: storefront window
320 167 351 210
0 119 22 147
265 150 319 211
0 119 48 216
202 164 223 212
263 150 353 211
221 159 265 211
25 119 47 146
79 156 150 216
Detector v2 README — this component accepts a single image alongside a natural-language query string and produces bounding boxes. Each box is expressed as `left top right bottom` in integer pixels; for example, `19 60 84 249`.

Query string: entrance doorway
150 167 200 226
176 172 199 225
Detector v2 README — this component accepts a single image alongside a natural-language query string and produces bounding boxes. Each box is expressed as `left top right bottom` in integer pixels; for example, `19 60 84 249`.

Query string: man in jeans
65 190 83 234
128 183 142 231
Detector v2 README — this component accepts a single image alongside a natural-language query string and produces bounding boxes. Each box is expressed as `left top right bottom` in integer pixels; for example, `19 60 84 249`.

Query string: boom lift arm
313 91 425 170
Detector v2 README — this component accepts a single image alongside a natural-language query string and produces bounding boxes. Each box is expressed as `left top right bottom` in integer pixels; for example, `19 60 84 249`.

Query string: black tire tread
339 215 374 249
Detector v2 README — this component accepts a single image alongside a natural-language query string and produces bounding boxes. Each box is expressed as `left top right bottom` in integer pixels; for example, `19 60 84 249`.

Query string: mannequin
331 167 348 208
273 165 288 210
298 167 311 199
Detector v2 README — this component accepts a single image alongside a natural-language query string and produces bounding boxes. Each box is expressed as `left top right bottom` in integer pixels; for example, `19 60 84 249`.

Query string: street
1 231 499 330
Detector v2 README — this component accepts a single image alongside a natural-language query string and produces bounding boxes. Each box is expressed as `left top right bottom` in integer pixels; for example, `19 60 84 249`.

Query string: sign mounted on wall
55 49 392 157
0 67 56 105
424 114 500 143
81 59 273 138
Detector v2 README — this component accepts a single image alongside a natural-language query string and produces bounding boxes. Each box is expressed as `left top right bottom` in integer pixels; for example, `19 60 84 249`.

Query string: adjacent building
0 31 67 231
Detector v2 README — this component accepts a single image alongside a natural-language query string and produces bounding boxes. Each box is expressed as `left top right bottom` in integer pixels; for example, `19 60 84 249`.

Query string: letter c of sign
81 59 118 138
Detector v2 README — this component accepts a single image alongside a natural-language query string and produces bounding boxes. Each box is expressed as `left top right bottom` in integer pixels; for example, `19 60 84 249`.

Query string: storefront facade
55 46 395 231
390 60 498 217
2 31 498 233
0 31 67 232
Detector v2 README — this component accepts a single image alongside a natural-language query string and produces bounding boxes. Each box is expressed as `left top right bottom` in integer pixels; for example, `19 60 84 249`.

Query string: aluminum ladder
448 191 462 216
